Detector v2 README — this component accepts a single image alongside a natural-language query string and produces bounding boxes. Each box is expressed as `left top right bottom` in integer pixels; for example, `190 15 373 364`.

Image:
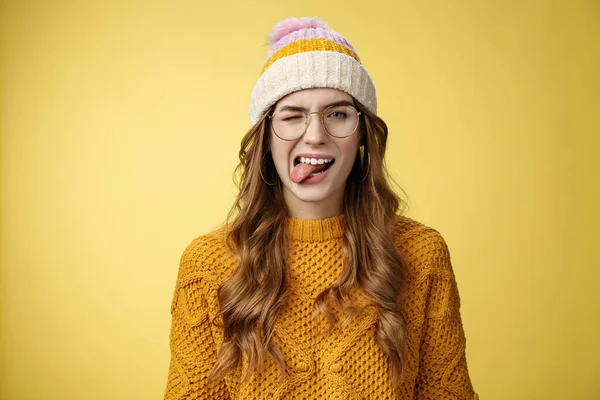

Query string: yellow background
1 1 598 399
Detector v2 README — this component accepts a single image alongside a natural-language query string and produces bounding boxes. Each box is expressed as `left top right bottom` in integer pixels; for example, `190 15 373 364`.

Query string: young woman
163 17 478 400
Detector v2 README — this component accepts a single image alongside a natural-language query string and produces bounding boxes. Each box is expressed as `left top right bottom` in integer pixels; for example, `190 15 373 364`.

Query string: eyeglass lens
271 105 359 140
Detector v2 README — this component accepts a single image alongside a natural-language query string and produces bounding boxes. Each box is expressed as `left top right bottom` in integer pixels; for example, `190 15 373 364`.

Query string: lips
290 156 335 183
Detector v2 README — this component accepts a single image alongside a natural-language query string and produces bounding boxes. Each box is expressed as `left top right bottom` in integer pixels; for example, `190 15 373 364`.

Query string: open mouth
293 156 335 177
289 156 336 183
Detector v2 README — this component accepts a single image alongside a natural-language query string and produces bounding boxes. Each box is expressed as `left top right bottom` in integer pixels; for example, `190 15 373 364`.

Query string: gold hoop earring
358 149 370 182
259 151 277 186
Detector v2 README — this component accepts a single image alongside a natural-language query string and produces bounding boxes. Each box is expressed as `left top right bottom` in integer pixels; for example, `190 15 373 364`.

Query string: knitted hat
249 16 377 125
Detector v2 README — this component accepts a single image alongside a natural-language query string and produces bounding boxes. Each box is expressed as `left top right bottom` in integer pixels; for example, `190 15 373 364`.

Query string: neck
283 185 345 220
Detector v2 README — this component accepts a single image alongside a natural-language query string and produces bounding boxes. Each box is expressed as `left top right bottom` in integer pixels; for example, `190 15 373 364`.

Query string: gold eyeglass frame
267 104 362 141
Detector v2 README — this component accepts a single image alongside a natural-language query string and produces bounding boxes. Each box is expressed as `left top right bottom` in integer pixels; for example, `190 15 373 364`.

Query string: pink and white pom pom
267 17 330 45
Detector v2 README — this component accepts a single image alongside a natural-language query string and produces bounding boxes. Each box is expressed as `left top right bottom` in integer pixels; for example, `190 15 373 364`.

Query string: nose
303 112 329 145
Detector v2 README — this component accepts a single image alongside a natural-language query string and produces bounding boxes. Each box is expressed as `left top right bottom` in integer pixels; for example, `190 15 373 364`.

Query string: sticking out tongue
291 162 329 183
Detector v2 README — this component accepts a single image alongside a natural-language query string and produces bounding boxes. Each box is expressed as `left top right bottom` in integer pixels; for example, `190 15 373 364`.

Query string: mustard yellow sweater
163 214 478 399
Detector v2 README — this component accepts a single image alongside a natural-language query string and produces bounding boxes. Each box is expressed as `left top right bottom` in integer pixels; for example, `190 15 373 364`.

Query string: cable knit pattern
163 214 478 399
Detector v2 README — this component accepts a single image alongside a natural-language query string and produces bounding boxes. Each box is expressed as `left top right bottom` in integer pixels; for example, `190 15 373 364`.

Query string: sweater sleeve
163 249 231 400
414 231 479 400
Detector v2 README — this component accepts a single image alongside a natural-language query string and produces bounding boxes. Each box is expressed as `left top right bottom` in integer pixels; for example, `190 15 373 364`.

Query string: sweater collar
285 214 345 242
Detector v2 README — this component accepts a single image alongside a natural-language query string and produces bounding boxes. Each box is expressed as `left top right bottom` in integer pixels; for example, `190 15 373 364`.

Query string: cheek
340 136 361 165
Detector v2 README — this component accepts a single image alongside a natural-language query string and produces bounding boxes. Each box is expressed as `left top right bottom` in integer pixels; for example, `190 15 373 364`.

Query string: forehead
274 88 353 111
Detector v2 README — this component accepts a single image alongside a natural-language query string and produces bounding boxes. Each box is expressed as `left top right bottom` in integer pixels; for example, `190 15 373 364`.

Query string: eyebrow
276 100 355 113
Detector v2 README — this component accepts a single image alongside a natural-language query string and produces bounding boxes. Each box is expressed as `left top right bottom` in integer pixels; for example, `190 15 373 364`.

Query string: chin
290 186 334 203
286 179 345 204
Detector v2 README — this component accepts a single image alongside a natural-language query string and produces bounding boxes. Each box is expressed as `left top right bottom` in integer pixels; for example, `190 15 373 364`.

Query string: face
268 88 361 218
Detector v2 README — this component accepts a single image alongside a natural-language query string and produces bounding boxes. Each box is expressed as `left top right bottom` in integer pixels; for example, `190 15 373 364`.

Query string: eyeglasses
268 104 361 141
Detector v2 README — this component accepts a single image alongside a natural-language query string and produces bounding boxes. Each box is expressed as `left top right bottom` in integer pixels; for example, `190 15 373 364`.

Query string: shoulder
392 214 455 279
174 224 238 291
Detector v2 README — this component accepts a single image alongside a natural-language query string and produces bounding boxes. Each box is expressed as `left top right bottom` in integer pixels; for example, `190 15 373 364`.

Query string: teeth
297 157 333 165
